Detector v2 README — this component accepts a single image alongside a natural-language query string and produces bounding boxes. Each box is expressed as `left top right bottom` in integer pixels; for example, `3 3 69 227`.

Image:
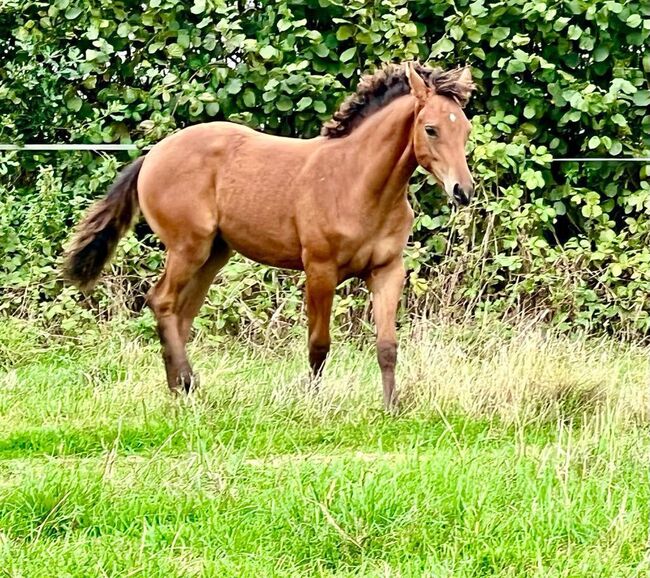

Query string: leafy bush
1 0 649 335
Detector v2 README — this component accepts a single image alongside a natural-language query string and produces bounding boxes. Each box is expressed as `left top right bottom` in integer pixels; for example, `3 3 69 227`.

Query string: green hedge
2 0 650 335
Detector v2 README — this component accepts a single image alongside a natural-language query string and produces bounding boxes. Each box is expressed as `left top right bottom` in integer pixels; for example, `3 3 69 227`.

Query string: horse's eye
425 125 438 137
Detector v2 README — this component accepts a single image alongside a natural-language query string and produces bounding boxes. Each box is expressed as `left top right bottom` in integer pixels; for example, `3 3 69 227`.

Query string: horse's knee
146 284 161 314
377 341 397 371
146 285 173 320
309 334 330 356
309 342 330 358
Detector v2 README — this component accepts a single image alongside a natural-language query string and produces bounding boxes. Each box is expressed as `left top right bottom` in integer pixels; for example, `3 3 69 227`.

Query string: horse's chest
340 208 413 276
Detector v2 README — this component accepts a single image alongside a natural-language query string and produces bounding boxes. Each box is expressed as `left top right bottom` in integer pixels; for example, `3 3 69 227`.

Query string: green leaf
588 136 600 149
276 96 293 112
296 96 312 111
593 46 609 62
166 43 184 58
430 37 454 56
116 23 131 38
633 90 650 106
226 79 242 95
259 45 277 60
277 19 292 32
506 60 525 74
581 204 602 218
626 14 642 27
609 140 623 155
579 35 595 51
449 25 463 41
205 102 220 116
567 25 582 40
553 17 570 31
523 104 536 119
203 34 217 51
124 87 138 103
243 90 256 107
190 0 206 14
612 78 637 95
336 25 355 41
403 22 418 37
189 100 204 116
492 27 510 42
313 43 329 57
87 24 100 40
513 49 530 62
641 54 650 73
65 6 82 19
66 96 82 112
314 100 327 113
340 47 356 62
599 229 616 243
177 30 190 49
147 42 164 55
198 92 215 102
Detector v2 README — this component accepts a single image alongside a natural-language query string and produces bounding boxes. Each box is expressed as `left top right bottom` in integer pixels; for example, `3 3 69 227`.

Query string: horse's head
406 63 475 206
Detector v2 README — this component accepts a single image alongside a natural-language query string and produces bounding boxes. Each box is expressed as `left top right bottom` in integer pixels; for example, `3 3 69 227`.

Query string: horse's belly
227 238 304 270
219 218 303 270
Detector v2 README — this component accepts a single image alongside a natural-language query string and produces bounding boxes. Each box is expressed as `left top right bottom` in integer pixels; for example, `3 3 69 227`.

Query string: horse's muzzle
452 183 473 206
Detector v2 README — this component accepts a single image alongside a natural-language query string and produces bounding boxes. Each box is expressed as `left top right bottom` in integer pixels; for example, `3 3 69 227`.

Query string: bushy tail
63 156 145 292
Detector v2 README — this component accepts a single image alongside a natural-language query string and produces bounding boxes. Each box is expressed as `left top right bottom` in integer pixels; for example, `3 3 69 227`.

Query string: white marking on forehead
449 113 457 122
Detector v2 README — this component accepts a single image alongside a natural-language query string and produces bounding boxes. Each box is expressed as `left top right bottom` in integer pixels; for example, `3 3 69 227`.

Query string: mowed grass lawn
0 317 648 577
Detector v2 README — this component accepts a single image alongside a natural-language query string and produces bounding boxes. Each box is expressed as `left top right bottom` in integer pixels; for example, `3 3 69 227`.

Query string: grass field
0 316 648 577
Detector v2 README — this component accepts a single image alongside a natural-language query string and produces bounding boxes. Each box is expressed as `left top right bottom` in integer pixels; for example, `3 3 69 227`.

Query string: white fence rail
0 144 146 151
0 144 649 162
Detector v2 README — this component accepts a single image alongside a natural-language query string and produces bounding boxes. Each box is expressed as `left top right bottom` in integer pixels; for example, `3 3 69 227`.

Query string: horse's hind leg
147 237 214 394
177 237 231 347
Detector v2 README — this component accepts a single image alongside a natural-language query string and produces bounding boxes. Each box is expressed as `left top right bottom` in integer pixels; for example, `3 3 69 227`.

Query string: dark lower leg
156 314 196 394
309 341 330 380
304 263 336 387
377 341 398 409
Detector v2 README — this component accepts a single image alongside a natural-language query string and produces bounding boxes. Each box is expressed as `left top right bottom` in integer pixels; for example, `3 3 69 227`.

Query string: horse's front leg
366 258 405 411
304 260 337 384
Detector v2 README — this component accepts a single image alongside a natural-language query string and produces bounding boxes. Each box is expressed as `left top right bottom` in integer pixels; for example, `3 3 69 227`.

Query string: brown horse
64 61 475 410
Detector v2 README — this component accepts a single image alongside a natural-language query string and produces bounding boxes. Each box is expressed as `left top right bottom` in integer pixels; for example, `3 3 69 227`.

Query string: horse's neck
341 95 418 202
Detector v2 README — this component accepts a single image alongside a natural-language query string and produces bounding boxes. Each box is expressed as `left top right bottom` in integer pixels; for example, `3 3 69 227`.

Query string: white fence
0 144 649 162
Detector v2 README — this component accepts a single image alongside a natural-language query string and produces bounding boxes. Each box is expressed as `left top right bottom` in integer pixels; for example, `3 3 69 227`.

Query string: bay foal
64 62 475 410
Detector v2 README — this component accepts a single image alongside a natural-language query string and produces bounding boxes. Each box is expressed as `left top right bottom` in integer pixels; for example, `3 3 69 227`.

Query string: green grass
0 317 648 577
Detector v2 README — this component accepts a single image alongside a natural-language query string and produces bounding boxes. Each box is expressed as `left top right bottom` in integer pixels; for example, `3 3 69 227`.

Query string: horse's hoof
177 371 198 394
384 396 401 415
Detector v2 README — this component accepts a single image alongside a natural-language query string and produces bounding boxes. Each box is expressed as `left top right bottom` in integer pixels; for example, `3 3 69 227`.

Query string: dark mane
321 62 475 139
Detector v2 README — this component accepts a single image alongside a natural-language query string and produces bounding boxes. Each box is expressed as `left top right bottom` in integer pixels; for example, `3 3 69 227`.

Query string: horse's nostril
453 184 470 206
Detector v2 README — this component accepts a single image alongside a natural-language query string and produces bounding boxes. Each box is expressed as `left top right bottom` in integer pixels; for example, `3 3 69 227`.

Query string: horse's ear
456 66 476 106
405 62 429 104
458 66 473 86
